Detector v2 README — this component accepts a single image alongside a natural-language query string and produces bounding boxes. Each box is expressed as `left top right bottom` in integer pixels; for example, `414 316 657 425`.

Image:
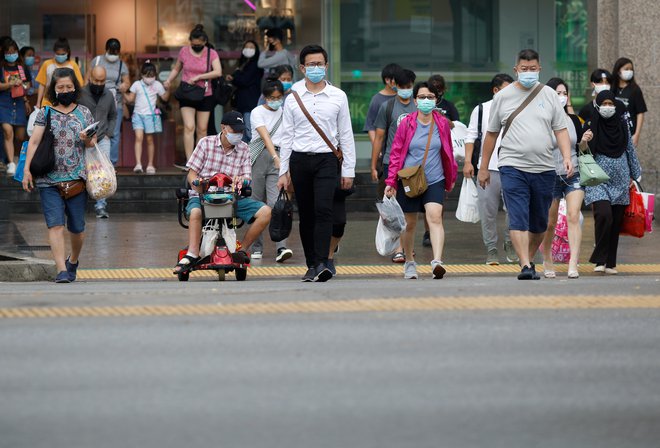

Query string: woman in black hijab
583 90 642 274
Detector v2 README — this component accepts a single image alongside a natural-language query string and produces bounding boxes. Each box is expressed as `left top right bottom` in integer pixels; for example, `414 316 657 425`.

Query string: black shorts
178 95 215 112
396 179 445 213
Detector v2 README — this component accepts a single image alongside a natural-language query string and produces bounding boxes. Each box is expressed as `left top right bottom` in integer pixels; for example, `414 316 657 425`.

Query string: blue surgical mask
518 71 539 89
397 88 413 100
416 98 436 114
24 56 35 66
281 81 292 91
225 132 243 146
55 54 68 64
305 66 326 84
267 99 283 110
392 86 398 93
4 53 18 63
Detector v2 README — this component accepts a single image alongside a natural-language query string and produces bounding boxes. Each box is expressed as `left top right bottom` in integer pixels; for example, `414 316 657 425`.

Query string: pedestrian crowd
0 28 647 283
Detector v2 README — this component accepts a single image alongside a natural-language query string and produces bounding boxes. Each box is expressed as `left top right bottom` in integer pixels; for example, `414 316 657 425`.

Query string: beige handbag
397 119 434 198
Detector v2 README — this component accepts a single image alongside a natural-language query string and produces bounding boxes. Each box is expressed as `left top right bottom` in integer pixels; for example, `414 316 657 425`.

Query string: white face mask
594 84 610 95
105 53 119 63
598 105 616 119
143 77 156 85
620 70 634 81
242 48 256 59
558 95 568 108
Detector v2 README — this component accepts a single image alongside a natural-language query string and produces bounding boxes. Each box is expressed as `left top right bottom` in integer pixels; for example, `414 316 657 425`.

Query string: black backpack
30 107 56 177
269 188 293 242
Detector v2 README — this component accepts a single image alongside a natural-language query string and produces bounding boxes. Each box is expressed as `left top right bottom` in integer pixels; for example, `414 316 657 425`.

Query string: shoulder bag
578 145 610 186
397 118 434 198
30 107 56 176
174 47 210 104
497 83 544 154
471 103 483 168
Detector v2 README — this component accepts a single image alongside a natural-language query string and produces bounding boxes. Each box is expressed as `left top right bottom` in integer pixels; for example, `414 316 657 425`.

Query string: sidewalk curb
0 251 56 282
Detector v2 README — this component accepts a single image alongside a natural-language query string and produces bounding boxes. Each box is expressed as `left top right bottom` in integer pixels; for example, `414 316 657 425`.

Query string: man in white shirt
463 73 518 266
277 45 356 282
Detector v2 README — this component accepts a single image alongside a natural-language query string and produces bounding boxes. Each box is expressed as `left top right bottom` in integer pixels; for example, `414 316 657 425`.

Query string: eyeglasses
417 95 436 100
303 62 325 68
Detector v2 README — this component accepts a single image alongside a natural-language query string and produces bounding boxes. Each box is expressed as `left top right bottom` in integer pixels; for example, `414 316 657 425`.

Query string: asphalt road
2 277 660 448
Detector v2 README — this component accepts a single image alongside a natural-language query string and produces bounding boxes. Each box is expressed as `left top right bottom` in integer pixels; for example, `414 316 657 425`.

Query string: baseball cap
221 111 246 131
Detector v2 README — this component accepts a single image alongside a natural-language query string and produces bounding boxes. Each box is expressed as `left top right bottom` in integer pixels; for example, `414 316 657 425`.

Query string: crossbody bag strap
477 103 483 140
139 81 156 115
292 90 341 159
501 83 544 140
420 118 434 168
116 61 123 85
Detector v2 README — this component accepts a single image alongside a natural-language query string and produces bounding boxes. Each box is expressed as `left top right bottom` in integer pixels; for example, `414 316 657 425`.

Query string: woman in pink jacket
385 82 457 280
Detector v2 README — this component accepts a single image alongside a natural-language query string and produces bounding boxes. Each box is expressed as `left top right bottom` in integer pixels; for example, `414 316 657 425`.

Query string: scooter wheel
235 268 247 281
217 270 226 281
178 272 189 282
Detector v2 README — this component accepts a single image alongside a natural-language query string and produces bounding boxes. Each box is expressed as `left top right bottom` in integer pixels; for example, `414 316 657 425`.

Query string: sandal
391 251 405 263
173 254 200 274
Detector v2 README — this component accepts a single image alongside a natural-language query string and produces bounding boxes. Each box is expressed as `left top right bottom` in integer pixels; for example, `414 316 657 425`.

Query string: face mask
598 105 616 119
268 43 276 52
416 98 436 114
392 86 398 93
594 84 610 95
620 70 634 81
56 90 77 106
518 71 539 89
225 132 243 145
242 48 256 58
105 53 119 63
267 99 283 110
558 95 568 108
281 81 292 91
55 54 68 64
397 88 413 100
305 66 326 84
143 77 156 85
191 44 205 53
24 56 35 67
4 53 18 63
90 84 105 96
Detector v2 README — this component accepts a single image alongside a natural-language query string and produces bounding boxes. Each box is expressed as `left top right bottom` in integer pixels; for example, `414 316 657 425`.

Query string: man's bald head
90 66 107 85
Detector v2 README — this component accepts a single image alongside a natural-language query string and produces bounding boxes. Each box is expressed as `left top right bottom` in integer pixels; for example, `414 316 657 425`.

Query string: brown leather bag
56 179 86 199
397 119 434 198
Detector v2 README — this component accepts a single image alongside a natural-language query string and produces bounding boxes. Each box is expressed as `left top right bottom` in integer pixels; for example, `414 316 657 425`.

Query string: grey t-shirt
364 92 396 132
552 115 578 176
487 83 568 173
92 55 129 105
404 121 444 185
375 97 416 164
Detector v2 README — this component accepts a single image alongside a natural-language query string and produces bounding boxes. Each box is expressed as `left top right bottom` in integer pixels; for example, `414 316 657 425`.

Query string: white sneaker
594 265 605 273
404 261 418 279
251 251 263 259
133 164 143 173
605 267 618 275
6 162 16 176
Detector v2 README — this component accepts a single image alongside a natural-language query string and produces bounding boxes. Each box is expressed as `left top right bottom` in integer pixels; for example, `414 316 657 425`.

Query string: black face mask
57 91 77 106
90 84 105 96
268 43 275 51
191 44 205 53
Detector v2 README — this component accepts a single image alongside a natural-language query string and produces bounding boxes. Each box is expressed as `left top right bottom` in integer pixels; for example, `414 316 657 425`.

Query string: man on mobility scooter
173 111 271 278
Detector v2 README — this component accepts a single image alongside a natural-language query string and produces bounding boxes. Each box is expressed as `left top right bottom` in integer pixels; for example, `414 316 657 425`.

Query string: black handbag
174 46 210 104
212 76 233 106
30 107 56 176
269 188 293 242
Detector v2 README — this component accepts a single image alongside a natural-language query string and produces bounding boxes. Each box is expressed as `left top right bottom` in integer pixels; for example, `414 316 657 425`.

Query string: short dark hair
299 45 327 65
269 64 294 80
266 28 284 42
53 38 71 58
590 68 612 84
262 79 284 97
428 74 447 94
189 24 208 42
381 63 402 84
140 60 158 77
517 49 539 63
395 69 416 87
612 57 637 89
490 73 514 91
20 46 35 58
413 81 439 99
105 38 121 52
47 68 81 105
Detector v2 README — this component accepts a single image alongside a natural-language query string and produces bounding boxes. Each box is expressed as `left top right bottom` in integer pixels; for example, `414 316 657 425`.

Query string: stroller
175 173 252 282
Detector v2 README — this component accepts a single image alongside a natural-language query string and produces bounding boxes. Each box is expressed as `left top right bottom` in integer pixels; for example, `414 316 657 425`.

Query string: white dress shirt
465 99 502 171
278 79 356 178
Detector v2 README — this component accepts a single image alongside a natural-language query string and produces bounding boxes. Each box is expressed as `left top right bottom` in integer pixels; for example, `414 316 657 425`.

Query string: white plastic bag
375 195 406 234
375 218 401 256
222 221 237 253
200 221 219 258
451 121 468 161
85 143 117 200
27 108 39 137
456 177 480 223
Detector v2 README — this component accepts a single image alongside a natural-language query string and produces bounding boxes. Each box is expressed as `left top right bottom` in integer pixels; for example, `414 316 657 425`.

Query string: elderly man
78 65 117 218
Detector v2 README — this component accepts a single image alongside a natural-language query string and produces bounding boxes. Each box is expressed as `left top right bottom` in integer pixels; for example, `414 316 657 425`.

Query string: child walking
124 61 169 174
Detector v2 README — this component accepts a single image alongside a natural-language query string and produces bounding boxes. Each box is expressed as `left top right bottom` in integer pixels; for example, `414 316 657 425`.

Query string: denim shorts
186 196 266 224
553 173 584 200
131 113 162 134
500 166 554 233
38 186 87 234
396 179 445 213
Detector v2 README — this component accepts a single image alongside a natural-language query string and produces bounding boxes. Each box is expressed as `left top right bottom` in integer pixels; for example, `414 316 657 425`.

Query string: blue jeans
39 186 87 234
500 166 555 233
95 137 111 211
109 103 122 165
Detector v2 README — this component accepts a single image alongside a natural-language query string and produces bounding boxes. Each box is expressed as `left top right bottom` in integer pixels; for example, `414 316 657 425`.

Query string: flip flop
391 252 405 263
173 254 200 274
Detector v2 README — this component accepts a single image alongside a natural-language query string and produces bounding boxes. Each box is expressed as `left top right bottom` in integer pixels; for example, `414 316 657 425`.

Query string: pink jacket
385 111 457 191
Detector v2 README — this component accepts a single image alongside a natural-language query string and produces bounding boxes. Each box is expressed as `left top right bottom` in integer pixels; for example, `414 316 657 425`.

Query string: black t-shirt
436 98 460 121
615 84 647 135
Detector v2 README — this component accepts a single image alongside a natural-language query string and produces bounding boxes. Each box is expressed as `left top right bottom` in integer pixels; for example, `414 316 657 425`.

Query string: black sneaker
65 257 79 282
518 265 540 280
422 231 431 247
530 262 541 280
301 267 316 282
313 263 333 282
275 247 293 263
327 259 336 276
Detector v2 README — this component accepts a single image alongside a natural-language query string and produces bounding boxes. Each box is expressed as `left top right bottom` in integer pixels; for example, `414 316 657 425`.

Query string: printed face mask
518 71 539 89
305 66 326 83
55 54 68 64
397 88 413 100
267 99 283 110
226 132 243 145
416 98 436 114
105 53 119 63
598 105 616 119
242 48 256 58
620 70 634 81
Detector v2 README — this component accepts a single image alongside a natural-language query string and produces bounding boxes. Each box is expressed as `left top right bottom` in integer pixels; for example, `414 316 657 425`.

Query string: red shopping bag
620 182 646 238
